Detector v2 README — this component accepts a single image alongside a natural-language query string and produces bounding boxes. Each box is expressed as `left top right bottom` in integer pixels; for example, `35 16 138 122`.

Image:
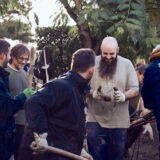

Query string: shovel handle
46 146 88 160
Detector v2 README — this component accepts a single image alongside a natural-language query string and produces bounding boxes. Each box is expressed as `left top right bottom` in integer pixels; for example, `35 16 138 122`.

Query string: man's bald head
101 36 119 52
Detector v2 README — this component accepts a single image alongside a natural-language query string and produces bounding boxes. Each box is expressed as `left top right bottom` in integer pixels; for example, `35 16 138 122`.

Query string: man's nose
106 54 112 59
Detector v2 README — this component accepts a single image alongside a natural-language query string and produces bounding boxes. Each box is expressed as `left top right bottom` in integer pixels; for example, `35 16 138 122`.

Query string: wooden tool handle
46 146 88 160
28 47 35 88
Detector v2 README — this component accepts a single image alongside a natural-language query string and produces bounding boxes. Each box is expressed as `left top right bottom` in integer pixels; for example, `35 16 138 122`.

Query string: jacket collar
0 66 10 78
148 48 160 64
69 70 89 92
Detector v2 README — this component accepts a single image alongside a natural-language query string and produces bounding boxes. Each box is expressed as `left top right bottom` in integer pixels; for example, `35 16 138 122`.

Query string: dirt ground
126 122 159 160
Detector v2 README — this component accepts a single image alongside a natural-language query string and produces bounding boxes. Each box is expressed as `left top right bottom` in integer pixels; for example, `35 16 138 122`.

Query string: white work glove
142 123 154 140
81 148 93 160
113 89 125 102
92 86 104 100
30 132 48 154
92 90 102 100
92 86 111 102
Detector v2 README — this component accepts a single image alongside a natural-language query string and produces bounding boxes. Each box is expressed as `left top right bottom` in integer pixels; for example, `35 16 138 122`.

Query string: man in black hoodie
18 48 95 160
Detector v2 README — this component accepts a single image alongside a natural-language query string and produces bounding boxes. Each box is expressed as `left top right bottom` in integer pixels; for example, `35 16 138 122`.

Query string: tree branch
122 0 132 25
73 0 82 14
127 46 142 56
59 0 78 22
7 10 21 15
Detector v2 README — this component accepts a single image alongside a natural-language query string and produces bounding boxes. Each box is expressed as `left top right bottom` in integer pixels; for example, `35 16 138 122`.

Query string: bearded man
86 36 139 160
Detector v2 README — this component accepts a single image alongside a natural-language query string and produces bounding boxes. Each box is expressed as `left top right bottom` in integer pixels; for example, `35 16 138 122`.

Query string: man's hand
92 90 103 100
113 87 125 102
30 132 48 154
143 123 154 140
81 148 93 160
23 88 34 98
92 86 111 101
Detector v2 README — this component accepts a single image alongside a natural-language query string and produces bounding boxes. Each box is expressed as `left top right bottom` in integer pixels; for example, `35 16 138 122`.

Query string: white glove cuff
81 148 87 154
38 132 48 148
41 133 48 138
121 93 126 102
92 90 97 98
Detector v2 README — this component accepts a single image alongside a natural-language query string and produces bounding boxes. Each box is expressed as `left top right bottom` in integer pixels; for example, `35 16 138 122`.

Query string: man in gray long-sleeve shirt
86 37 139 160
5 44 29 160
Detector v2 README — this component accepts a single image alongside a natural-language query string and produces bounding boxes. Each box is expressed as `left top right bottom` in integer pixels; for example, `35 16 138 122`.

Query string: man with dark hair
0 39 33 160
18 48 95 160
135 64 147 81
86 37 139 160
5 44 30 160
129 63 147 111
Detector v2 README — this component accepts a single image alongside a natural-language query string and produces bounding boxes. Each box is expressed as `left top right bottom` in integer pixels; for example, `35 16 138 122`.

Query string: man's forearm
124 89 138 100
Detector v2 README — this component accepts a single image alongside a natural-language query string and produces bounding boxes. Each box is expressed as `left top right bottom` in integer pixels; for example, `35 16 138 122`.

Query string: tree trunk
78 22 92 48
60 0 92 48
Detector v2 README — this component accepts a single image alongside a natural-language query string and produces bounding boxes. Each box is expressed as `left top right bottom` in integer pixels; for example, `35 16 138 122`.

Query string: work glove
23 88 34 98
81 148 93 160
92 90 103 100
92 86 111 102
30 132 48 154
142 123 154 140
113 88 125 102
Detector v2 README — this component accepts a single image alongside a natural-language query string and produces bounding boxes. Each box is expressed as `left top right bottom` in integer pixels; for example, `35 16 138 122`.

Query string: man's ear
88 66 94 76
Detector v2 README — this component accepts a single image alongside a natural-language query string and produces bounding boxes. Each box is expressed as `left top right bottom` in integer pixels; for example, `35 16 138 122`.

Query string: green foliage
0 0 32 19
146 0 160 32
36 26 80 77
77 12 86 25
53 11 69 26
54 0 160 64
98 1 157 60
74 0 149 62
0 0 33 42
0 19 33 42
34 13 39 26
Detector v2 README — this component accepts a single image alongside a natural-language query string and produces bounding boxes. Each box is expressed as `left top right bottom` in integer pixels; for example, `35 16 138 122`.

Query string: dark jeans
14 124 24 160
87 122 127 160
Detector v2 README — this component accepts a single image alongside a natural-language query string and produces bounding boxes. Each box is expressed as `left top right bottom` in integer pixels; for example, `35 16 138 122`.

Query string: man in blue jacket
18 48 95 160
141 44 160 160
0 39 33 160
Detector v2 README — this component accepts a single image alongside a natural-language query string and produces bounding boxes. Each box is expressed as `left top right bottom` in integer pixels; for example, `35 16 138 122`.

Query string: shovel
30 132 87 160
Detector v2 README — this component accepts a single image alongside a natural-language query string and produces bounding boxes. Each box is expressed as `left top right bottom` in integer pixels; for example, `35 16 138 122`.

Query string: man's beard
98 55 117 79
